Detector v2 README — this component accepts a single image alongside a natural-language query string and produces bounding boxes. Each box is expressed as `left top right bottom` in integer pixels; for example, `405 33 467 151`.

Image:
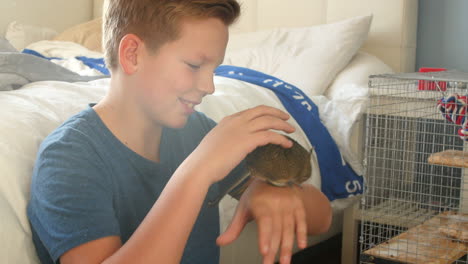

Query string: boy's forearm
104 160 213 264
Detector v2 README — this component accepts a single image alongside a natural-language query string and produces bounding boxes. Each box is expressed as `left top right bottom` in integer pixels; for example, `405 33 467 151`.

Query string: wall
416 0 468 72
0 0 94 35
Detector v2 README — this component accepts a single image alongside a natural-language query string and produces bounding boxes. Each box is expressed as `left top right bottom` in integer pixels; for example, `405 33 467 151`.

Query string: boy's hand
216 180 308 264
192 105 295 183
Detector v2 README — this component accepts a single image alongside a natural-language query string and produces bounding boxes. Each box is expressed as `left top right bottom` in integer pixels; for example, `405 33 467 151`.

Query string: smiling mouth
179 98 200 113
180 98 199 107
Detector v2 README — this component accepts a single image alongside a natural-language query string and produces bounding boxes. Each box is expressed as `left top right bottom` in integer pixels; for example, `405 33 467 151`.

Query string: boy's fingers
250 116 295 134
242 105 290 121
217 205 249 246
295 208 308 249
280 216 295 264
256 215 273 255
264 218 281 264
254 131 294 149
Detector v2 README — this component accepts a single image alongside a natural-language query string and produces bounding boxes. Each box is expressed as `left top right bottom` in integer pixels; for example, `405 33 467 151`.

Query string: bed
0 0 418 263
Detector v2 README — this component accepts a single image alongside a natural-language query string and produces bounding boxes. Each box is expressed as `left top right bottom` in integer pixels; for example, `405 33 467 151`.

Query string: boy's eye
187 62 201 70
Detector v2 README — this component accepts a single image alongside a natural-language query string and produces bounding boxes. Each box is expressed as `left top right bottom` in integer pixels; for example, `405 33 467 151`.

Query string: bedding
0 76 365 264
5 21 58 51
224 15 372 96
52 18 103 53
0 43 105 91
0 79 109 264
213 65 363 201
326 52 393 100
21 35 369 196
198 68 368 234
0 14 393 263
1 36 17 52
25 40 107 76
0 52 105 91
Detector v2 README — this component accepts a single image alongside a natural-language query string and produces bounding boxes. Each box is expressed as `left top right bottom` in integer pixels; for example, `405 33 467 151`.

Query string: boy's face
134 18 229 129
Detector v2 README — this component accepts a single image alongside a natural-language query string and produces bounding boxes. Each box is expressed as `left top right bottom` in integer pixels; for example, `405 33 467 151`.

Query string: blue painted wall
416 0 468 72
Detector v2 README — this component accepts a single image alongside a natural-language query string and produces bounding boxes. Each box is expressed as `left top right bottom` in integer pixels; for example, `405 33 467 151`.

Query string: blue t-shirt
27 107 245 264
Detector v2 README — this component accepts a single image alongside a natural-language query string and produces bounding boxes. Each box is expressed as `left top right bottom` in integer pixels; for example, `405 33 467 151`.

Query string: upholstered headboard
93 0 418 72
0 0 94 36
1 0 417 72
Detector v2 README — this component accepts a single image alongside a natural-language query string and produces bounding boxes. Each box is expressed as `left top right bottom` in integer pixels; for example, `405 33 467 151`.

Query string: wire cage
359 70 468 264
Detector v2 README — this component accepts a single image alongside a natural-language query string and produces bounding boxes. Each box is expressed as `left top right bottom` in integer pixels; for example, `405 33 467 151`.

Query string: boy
27 0 332 264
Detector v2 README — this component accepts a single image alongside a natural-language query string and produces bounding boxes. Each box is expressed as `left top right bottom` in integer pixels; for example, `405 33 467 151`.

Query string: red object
418 67 447 91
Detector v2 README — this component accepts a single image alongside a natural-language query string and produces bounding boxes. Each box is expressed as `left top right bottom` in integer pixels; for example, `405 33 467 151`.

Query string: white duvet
25 40 105 76
0 74 365 263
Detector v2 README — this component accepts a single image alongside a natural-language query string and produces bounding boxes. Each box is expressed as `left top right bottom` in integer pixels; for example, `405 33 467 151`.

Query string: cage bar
360 70 468 264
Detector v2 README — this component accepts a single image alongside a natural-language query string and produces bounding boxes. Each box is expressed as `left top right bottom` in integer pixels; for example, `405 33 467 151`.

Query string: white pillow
224 15 372 97
0 79 109 264
321 52 393 177
5 21 58 51
325 51 394 100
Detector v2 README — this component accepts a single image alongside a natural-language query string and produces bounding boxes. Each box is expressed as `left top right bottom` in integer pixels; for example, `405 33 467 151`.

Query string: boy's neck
93 83 163 163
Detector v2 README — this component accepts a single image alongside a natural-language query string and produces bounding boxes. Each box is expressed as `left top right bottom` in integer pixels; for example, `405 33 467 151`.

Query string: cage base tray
360 253 467 264
363 211 468 264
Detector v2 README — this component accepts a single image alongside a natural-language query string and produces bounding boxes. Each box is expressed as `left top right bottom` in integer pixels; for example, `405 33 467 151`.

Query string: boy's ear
118 34 142 74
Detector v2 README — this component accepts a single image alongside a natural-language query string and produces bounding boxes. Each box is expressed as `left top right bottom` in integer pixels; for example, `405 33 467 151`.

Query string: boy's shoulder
38 107 101 156
38 109 217 160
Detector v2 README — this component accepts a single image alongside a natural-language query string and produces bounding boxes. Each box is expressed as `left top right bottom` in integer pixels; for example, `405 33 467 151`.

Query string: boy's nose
197 75 215 95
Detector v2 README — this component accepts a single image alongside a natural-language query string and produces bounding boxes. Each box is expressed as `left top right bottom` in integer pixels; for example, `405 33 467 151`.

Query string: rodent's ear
118 34 142 74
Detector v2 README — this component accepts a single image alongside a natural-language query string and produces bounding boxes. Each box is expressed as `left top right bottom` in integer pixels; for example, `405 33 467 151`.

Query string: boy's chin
163 116 190 129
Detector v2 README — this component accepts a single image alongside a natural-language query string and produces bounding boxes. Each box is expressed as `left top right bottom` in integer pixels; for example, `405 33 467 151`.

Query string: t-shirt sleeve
27 137 120 262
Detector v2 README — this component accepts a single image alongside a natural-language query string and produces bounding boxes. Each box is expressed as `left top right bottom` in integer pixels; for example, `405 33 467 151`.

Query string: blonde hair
103 0 241 70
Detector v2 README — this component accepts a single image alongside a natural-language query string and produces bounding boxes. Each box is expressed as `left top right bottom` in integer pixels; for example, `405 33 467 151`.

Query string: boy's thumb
216 206 249 246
